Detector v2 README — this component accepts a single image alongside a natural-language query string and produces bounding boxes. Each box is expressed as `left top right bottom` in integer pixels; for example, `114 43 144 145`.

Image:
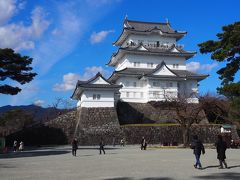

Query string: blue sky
0 0 239 107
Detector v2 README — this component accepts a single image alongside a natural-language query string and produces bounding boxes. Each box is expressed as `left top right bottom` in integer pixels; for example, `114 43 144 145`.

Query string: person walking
190 135 205 169
215 135 228 169
120 139 125 147
19 141 24 151
141 137 147 150
71 138 78 156
13 140 17 152
99 138 105 155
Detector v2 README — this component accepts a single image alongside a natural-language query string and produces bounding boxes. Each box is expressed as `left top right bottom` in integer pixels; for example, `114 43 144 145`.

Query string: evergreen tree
198 21 240 87
0 48 37 95
198 22 240 127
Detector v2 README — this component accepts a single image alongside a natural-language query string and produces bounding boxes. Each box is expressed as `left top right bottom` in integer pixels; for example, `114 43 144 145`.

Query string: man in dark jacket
71 138 78 156
215 135 228 169
190 135 205 169
141 137 147 150
99 138 105 155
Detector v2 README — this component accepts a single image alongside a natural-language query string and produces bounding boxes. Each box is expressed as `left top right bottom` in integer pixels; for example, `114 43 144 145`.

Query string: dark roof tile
125 19 185 34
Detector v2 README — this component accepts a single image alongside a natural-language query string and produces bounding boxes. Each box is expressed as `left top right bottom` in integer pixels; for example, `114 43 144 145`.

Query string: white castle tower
72 18 208 107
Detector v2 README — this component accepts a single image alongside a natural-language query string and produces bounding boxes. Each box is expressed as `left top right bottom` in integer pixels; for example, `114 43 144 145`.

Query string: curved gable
153 65 176 76
91 76 110 85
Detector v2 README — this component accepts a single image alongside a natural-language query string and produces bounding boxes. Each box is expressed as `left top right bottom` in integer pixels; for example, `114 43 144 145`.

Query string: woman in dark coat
71 138 78 156
190 135 205 169
215 135 228 169
99 138 105 155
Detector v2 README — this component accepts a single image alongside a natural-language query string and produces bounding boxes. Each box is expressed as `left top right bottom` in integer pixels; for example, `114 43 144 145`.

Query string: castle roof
107 44 196 66
108 62 208 82
71 72 122 99
114 19 186 46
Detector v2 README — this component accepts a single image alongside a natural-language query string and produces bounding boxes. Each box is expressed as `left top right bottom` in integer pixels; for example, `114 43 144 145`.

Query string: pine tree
0 48 37 95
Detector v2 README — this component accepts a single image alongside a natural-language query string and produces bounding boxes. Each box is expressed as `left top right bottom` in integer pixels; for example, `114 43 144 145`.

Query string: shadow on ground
0 150 69 159
228 165 240 169
105 177 173 180
201 165 220 170
78 147 121 150
193 172 240 179
0 163 16 168
202 165 240 170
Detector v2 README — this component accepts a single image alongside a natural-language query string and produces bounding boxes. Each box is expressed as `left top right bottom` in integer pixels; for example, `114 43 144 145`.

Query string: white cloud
32 0 121 74
90 30 114 44
32 3 83 73
53 66 110 91
186 61 218 72
201 62 218 71
0 0 16 25
33 99 44 106
186 62 201 72
53 73 81 92
0 5 50 51
82 66 110 80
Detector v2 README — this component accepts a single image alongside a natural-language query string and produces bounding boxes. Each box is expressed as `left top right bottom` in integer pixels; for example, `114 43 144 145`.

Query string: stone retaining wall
45 103 222 145
78 107 120 128
117 102 208 125
77 125 221 145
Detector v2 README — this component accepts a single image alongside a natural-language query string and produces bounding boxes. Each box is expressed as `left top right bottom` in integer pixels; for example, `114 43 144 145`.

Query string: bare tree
151 92 206 147
200 94 240 129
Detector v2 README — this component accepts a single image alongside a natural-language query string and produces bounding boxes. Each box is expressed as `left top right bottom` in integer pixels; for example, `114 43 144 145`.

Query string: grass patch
120 123 179 127
147 146 180 150
120 123 221 127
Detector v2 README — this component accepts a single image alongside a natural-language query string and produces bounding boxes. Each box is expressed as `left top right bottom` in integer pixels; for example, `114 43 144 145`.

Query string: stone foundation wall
45 103 222 145
76 107 122 145
78 107 120 128
117 102 208 125
77 124 221 145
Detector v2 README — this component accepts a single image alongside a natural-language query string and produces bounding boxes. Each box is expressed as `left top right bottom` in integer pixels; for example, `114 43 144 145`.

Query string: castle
71 18 208 106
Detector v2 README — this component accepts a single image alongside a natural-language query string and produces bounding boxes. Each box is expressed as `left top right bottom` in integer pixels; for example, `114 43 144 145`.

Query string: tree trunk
181 126 190 147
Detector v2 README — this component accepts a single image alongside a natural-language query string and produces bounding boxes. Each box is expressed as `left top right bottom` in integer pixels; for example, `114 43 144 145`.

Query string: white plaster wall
122 34 176 47
79 90 115 107
115 54 186 71
116 77 179 103
91 76 109 84
116 77 148 103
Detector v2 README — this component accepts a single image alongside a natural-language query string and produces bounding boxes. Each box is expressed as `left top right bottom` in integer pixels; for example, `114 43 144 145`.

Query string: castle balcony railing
126 42 184 50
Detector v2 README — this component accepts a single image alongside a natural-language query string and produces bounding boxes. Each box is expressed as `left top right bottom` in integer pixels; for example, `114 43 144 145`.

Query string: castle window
133 62 140 67
173 64 179 69
153 81 158 87
168 82 173 87
126 92 129 98
133 82 137 87
97 94 101 100
133 92 136 98
153 92 161 98
147 62 154 68
93 94 101 100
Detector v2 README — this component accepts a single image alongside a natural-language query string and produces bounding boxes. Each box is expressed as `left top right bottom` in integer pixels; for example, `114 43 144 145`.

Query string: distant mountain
0 105 70 123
